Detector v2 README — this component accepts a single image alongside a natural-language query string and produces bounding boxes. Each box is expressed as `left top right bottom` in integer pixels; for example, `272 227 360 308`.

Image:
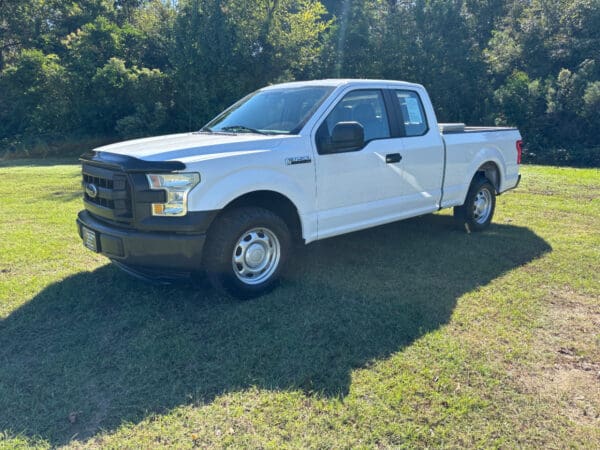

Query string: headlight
146 173 200 216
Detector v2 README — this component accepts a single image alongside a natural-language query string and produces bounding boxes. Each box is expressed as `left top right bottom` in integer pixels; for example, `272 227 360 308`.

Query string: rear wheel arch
476 161 501 193
454 174 497 232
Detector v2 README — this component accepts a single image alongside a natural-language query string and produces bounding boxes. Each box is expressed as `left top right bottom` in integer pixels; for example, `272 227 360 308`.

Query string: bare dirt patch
518 288 600 425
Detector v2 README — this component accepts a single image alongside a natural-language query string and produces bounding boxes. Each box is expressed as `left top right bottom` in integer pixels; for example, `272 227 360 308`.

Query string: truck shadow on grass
0 214 551 445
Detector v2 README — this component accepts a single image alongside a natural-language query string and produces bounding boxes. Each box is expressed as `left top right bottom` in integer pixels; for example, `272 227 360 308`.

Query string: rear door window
395 90 428 136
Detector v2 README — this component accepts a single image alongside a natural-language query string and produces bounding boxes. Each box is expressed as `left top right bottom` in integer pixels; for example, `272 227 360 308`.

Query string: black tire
454 176 496 232
203 207 291 299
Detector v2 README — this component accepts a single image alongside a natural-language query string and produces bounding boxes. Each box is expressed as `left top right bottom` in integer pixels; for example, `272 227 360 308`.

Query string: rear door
389 89 445 213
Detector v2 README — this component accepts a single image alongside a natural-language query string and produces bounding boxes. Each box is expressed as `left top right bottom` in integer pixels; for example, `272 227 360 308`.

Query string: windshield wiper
220 125 267 135
196 127 239 136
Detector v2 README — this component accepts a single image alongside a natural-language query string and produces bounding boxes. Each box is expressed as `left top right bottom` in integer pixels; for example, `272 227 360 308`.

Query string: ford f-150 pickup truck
77 79 522 298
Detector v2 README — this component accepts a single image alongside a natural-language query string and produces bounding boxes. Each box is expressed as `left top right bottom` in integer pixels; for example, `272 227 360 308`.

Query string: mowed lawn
0 160 598 448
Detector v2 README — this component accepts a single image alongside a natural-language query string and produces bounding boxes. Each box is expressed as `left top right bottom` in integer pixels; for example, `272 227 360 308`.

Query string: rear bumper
76 210 207 276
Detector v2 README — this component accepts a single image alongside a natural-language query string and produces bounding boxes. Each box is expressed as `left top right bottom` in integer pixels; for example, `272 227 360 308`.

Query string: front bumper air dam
76 210 207 280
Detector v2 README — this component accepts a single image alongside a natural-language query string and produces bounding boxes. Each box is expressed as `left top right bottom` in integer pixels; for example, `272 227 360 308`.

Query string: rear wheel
203 207 290 299
454 176 496 231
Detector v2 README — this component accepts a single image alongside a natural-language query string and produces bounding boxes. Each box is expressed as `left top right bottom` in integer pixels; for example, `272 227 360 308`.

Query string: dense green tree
0 49 71 147
0 0 598 165
125 0 176 69
91 58 169 136
0 0 48 70
322 0 493 123
63 17 124 75
170 0 330 130
487 0 600 165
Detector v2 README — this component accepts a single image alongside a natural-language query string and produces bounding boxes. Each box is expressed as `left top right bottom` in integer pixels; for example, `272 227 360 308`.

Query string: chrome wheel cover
232 227 281 285
472 187 493 224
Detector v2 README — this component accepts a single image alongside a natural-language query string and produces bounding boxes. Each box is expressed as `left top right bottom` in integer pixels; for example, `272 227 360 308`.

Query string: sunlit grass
0 161 598 448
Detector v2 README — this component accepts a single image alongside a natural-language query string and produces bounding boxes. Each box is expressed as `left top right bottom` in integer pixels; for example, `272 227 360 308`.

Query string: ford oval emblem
85 183 98 199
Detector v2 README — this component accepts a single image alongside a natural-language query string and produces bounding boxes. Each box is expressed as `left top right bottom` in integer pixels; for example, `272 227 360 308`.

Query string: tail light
516 140 523 164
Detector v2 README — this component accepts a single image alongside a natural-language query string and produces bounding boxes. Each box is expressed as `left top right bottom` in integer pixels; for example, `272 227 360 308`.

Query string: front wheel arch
202 206 291 299
220 190 303 244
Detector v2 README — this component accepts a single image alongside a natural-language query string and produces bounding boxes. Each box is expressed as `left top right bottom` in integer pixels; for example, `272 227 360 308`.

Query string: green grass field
0 161 598 448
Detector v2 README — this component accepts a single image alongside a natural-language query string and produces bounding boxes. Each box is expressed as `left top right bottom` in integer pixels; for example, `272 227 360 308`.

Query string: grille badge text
285 156 312 165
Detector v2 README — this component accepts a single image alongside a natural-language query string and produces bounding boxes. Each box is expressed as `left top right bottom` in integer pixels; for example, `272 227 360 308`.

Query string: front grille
82 164 132 221
83 173 115 209
83 173 114 189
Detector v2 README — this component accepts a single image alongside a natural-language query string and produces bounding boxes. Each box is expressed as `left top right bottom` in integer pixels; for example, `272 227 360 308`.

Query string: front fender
188 167 312 216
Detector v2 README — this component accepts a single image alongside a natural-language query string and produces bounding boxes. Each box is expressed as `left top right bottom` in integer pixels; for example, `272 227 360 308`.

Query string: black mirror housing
330 121 365 152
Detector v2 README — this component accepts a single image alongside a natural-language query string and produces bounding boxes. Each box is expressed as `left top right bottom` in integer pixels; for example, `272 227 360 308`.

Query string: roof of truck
261 79 423 90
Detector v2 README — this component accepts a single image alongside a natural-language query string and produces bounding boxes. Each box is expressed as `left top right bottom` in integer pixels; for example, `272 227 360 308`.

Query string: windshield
203 86 334 135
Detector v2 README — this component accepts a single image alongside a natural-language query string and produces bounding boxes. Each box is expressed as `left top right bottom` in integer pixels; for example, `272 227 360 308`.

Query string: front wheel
454 177 496 231
203 207 291 299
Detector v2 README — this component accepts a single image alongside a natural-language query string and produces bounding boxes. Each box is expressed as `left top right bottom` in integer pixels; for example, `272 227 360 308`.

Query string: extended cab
77 79 522 298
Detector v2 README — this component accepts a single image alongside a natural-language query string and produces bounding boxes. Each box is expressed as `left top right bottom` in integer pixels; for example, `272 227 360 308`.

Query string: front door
313 89 407 239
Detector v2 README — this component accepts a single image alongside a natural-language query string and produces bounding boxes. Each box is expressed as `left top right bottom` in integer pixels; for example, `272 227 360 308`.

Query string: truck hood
94 132 291 163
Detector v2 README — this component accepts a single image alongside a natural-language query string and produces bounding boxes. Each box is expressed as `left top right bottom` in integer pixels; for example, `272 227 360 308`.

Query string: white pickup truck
77 79 522 298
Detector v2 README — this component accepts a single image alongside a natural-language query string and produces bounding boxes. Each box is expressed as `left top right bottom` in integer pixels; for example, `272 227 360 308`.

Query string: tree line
1 0 598 166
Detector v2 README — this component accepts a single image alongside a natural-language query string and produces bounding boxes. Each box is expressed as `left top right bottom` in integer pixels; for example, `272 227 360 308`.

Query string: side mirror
330 121 364 152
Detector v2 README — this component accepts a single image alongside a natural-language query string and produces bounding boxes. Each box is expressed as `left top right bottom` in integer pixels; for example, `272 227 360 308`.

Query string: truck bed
440 125 521 203
439 123 517 134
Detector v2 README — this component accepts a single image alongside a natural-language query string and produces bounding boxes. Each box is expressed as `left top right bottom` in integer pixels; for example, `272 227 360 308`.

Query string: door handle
385 153 402 163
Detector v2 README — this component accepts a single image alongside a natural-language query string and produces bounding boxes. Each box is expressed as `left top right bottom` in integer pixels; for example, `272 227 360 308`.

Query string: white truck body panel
89 79 521 244
442 129 521 208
